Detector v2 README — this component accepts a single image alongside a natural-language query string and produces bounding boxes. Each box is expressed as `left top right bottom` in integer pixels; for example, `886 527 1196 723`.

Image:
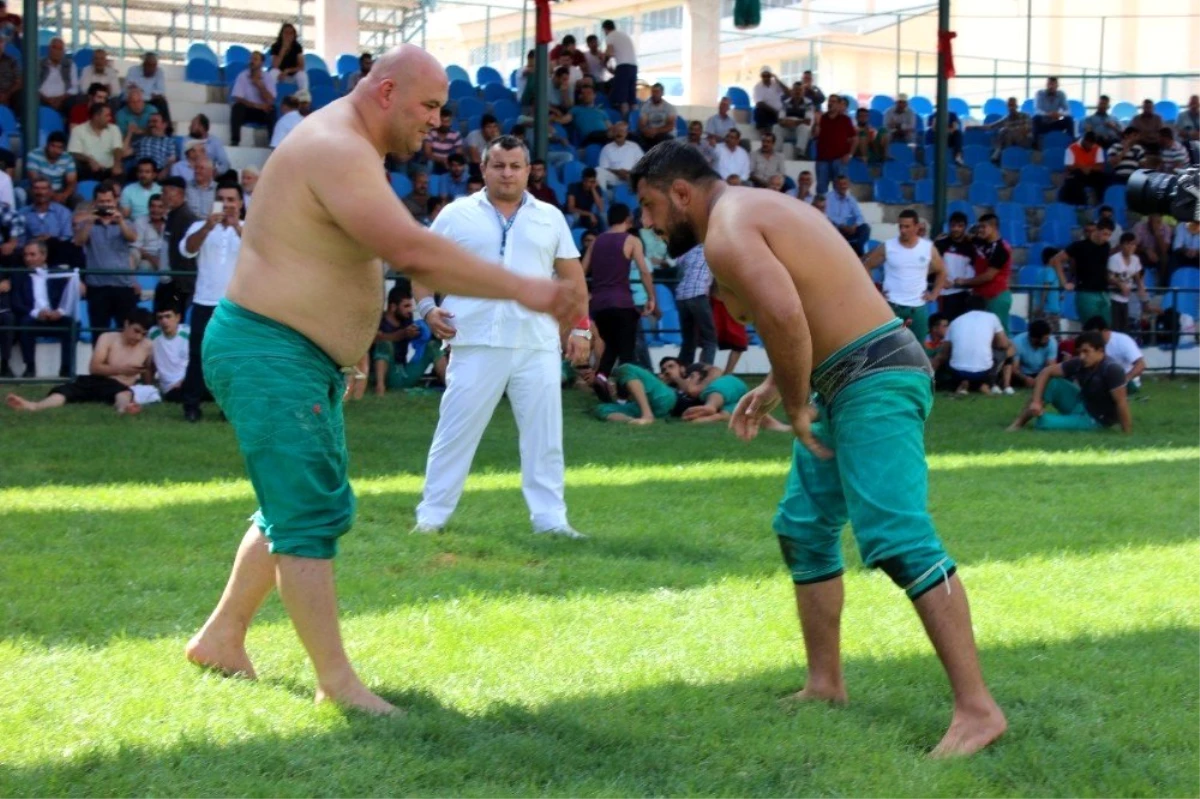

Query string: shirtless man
184 45 583 715
6 309 153 415
630 140 1006 757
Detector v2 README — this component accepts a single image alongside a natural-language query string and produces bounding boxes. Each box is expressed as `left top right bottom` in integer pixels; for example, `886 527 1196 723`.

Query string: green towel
734 0 760 29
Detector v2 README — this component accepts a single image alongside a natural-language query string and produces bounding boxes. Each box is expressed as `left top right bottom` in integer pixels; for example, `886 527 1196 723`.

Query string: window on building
507 39 524 59
640 6 683 33
469 42 502 67
779 57 816 85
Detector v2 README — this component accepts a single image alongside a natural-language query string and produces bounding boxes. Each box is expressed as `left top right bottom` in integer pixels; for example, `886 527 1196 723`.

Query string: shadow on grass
3 627 1197 797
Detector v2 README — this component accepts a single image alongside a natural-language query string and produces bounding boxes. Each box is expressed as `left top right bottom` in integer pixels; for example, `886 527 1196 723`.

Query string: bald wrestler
630 140 1006 757
185 45 583 714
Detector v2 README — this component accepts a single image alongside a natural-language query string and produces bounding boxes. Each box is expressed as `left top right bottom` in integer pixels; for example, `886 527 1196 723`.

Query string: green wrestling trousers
203 300 356 559
1034 377 1103 431
889 302 929 345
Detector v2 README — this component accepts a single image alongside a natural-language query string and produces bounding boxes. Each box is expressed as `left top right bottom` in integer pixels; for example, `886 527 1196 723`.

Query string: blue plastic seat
0 105 17 136
336 53 359 76
947 200 975 225
1041 146 1066 172
948 97 970 118
186 42 218 65
389 172 412 197
76 179 99 200
872 177 904 204
583 144 603 168
869 95 894 113
308 69 335 88
1163 268 1200 321
846 158 872 184
724 86 751 110
968 182 999 206
612 184 638 209
483 83 513 103
983 113 1002 126
1042 131 1071 150
1043 202 1077 229
73 47 93 71
961 144 990 168
304 53 329 74
1103 184 1127 210
445 64 471 84
982 98 1007 118
38 104 63 135
887 142 914 164
448 80 475 101
1067 99 1086 121
224 44 251 69
883 161 912 184
995 201 1026 226
1020 98 1036 115
909 95 934 116
455 96 486 119
491 99 519 122
1000 146 1031 170
654 284 682 345
225 63 246 92
843 96 859 113
476 66 504 86
914 178 933 204
185 59 222 86
868 109 884 128
1000 216 1027 246
310 84 337 110
972 161 1004 187
561 160 586 186
964 128 992 148
1018 164 1050 188
1040 220 1074 247
1012 182 1046 205
1112 101 1137 122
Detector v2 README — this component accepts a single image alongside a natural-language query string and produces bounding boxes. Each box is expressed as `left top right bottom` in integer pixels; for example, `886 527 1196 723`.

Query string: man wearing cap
270 90 312 149
752 67 786 134
170 139 206 182
880 94 917 152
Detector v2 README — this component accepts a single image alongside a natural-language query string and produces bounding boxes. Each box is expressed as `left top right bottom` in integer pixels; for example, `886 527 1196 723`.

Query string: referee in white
413 135 590 538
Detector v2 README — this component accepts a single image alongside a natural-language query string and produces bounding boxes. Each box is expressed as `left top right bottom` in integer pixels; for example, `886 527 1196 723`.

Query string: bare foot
185 628 257 679
119 402 142 415
6 393 34 411
1005 423 1023 432
316 679 400 715
930 703 1007 758
781 684 849 705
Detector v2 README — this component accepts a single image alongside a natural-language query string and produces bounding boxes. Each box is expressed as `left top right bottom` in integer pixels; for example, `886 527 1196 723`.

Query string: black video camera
1126 161 1199 223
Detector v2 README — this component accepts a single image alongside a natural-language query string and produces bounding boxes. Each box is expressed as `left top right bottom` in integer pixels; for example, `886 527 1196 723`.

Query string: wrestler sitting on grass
594 361 694 424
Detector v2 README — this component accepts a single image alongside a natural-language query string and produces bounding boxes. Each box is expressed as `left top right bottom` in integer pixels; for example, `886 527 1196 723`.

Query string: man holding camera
74 181 138 330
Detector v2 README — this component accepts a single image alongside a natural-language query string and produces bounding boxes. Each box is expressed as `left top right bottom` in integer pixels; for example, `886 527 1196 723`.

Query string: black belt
811 326 933 405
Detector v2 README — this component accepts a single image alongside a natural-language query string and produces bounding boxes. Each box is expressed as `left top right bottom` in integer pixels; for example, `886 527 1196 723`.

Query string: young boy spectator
1010 318 1058 388
1007 330 1132 433
1107 232 1148 332
148 305 189 402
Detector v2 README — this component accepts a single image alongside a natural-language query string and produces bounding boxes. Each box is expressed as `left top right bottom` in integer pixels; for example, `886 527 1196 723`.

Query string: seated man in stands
566 168 605 233
133 111 176 180
1059 132 1107 206
9 240 75 378
38 37 77 113
1158 127 1190 173
79 48 120 98
568 83 612 147
1173 219 1200 272
347 52 372 90
1131 99 1164 153
1106 126 1145 185
880 93 917 151
19 178 75 266
148 305 189 403
1010 318 1058 389
270 92 310 149
526 159 560 208
596 122 644 192
826 175 870 255
929 295 1012 396
984 97 1032 157
423 106 463 175
186 114 231 175
6 308 154 415
26 132 78 207
116 85 158 140
125 52 172 128
1007 330 1132 433
119 159 162 221
779 81 817 156
1083 95 1123 148
547 67 574 124
1032 76 1074 145
793 170 815 203
68 83 109 130
851 107 882 163
402 170 432 218
638 83 677 148
68 103 127 181
444 154 471 200
229 51 277 146
464 114 501 167
751 67 785 134
371 286 446 394
1082 316 1146 393
184 157 217 218
713 128 750 183
749 132 786 188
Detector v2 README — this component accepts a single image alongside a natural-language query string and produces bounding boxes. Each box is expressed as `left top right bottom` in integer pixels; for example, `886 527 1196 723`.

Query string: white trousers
416 345 568 531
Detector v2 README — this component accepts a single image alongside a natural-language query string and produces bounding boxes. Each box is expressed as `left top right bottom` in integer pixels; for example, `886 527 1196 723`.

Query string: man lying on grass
659 357 790 428
1007 330 1133 433
593 362 691 424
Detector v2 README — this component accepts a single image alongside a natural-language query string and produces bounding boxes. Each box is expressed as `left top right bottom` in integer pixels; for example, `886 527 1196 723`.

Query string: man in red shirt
948 212 1013 334
1059 131 1107 206
813 94 856 194
549 35 588 70
527 158 560 208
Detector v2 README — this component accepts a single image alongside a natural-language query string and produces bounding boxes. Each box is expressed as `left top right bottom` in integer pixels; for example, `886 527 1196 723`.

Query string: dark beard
664 223 699 258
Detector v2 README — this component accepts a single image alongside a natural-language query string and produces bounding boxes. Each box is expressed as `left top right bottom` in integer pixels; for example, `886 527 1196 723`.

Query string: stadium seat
1042 131 1071 150
1012 182 1047 205
846 158 872 184
1000 216 1027 246
310 85 337 110
1103 184 1127 211
184 59 222 86
1018 164 1051 188
843 96 859 113
1009 315 1028 334
445 64 471 84
887 142 915 164
570 227 587 252
724 86 751 110
1112 101 1137 122
1020 98 1035 114
963 128 992 148
308 69 335 88
612 184 638 209
982 113 1002 126
872 178 904 204
76 179 99 200
0 105 17 137
1067 99 1086 121
73 47 93 71
427 174 447 197
561 160 586 186
982 97 1007 117
967 182 999 206
1043 202 1078 229
223 44 251 69
1061 290 1078 321
868 109 884 128
336 53 359 76
455 96 486 119
947 200 975 225
628 109 639 130
583 144 603 168
304 53 330 74
1040 220 1073 246
1000 146 1031 170
995 201 1026 226
1041 146 1066 171
914 178 933 204
971 161 1004 187
1154 100 1179 123
3 42 19 61
869 95 894 113
909 95 934 116
388 172 412 197
38 104 63 135
225 63 246 91
948 97 970 118
961 144 990 168
547 177 567 207
274 80 298 109
865 239 881 253
883 161 912 184
491 98 520 121
605 107 623 124
448 80 475 101
483 83 513 103
476 66 504 86
654 283 682 344
186 42 219 65
1163 268 1200 319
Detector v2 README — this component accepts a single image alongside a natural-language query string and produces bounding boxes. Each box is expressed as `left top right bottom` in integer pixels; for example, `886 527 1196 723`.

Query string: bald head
351 44 448 157
360 44 446 93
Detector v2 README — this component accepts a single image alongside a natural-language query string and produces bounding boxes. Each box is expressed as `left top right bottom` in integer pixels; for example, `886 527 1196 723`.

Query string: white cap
896 92 909 101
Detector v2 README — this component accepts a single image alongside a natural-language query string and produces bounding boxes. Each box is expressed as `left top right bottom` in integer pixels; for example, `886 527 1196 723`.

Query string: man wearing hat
752 66 786 134
170 138 206 182
270 89 311 149
881 93 917 152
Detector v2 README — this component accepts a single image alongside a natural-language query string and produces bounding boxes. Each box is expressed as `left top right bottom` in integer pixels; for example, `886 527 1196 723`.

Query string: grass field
1 376 1198 797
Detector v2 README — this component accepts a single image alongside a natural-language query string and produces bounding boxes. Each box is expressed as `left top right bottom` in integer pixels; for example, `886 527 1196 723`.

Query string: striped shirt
675 245 713 301
1105 142 1144 180
134 133 175 170
25 148 76 191
424 129 462 164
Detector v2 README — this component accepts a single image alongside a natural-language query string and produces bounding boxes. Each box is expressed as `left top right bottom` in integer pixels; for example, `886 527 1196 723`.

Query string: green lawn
1 377 1198 797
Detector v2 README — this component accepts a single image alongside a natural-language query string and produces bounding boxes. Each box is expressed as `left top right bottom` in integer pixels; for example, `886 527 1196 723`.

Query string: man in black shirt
1051 218 1115 326
1006 331 1131 433
155 176 197 313
934 211 979 321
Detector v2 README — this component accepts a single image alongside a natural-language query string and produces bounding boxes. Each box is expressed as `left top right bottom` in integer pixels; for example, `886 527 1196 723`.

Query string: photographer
73 181 137 330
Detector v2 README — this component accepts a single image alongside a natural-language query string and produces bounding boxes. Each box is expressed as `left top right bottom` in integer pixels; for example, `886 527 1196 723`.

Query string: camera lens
1126 169 1179 216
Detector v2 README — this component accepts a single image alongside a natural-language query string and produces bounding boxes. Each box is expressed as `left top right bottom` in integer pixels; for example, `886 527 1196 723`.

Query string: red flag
938 30 957 79
536 0 553 46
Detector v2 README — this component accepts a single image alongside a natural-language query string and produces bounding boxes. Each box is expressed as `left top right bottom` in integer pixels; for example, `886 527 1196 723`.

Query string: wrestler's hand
791 404 833 460
729 381 780 442
1028 399 1044 417
424 307 457 340
524 278 587 328
565 333 591 365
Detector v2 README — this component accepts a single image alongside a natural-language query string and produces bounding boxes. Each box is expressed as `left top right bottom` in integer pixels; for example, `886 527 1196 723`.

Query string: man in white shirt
149 305 190 402
602 19 638 115
413 135 588 538
583 35 609 83
596 121 644 191
714 128 750 182
178 181 243 422
79 48 120 97
229 51 277 147
1083 316 1145 393
861 209 946 344
125 52 171 126
932 295 1012 395
38 37 78 112
752 66 786 133
270 91 311 149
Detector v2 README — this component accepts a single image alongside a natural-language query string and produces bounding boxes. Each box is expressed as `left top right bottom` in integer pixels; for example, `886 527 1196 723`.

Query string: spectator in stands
638 83 677 148
423 106 463 175
346 52 372 91
1134 213 1172 274
68 103 127 181
862 208 945 341
674 244 717 366
585 203 655 378
1174 219 1200 272
597 121 644 192
170 139 203 182
1032 76 1073 145
1106 126 1145 184
686 120 716 166
0 43 19 112
981 100 1029 162
19 178 73 264
185 157 217 219
116 85 157 139
38 37 77 113
1010 318 1058 388
931 295 1011 396
268 22 308 92
68 82 109 129
1060 131 1107 206
953 212 1014 332
187 114 230 174
546 66 575 123
0 197 20 267
419 196 445 227
464 114 500 166
749 131 785 187
752 66 785 134
179 181 243 422
826 175 870 256
403 170 432 218
1097 205 1123 241
239 166 258 210
230 51 276 146
120 159 161 221
567 167 605 233
924 312 948 357
75 181 138 330
713 128 750 183
133 111 175 180
705 97 737 142
126 52 171 127
554 50 584 94
27 132 77 207
935 210 978 320
602 19 638 116
793 170 815 203
1052 217 1116 324
1159 127 1189 173
812 194 827 214
849 107 881 163
798 69 826 111
157 176 196 313
1082 316 1146 390
1106 233 1148 332
371 290 446 393
880 93 917 151
6 307 154 416
568 83 612 146
550 34 588 69
9 239 75 377
516 50 537 109
1007 331 1131 433
778 81 818 156
443 154 470 199
270 91 310 149
1083 95 1123 148
147 305 188 402
1131 99 1164 153
133 193 166 272
583 35 609 84
526 159 559 208
766 174 786 192
813 94 855 194
1177 94 1199 155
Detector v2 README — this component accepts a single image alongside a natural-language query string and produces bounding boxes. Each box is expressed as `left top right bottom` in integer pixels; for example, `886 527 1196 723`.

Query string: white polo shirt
431 191 579 353
947 310 1003 373
180 220 242 307
605 30 637 66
